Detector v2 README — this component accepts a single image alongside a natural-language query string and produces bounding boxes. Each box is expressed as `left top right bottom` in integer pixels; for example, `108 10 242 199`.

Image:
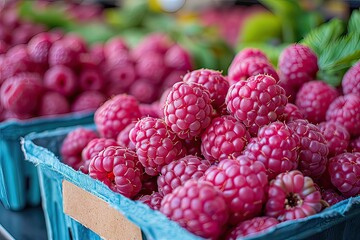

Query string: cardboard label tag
62 180 142 240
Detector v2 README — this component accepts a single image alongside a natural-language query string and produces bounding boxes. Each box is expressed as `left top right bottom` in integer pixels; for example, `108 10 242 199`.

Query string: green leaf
348 9 360 34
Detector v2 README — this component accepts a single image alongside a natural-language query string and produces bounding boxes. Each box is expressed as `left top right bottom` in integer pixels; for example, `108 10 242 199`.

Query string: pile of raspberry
59 45 360 240
0 23 193 122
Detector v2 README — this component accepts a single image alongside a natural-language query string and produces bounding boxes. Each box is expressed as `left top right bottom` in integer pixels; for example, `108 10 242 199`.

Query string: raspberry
0 73 43 114
48 39 79 67
104 63 136 96
161 70 186 91
60 128 98 170
79 68 104 91
135 51 167 85
265 170 322 221
157 155 211 195
139 103 160 118
342 60 360 96
164 81 213 140
225 216 279 240
278 44 318 88
131 33 172 60
281 103 304 122
104 38 130 68
63 34 88 55
204 157 268 225
129 117 186 176
128 79 158 104
244 121 300 180
160 179 229 239
89 146 142 198
116 122 136 151
295 80 338 123
183 69 229 111
44 65 78 97
326 94 360 136
3 110 32 121
229 48 268 71
225 74 288 136
94 94 141 139
27 32 56 66
201 115 250 163
71 91 106 113
3 44 35 79
287 119 328 179
321 188 345 206
349 136 360 152
318 121 350 157
136 192 163 210
164 44 192 71
228 58 279 85
157 87 172 118
81 138 119 174
328 152 360 197
38 91 70 116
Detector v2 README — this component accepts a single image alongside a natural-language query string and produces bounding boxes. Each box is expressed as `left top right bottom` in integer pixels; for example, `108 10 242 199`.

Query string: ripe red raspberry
78 68 104 91
204 157 268 225
321 188 345 206
103 37 130 67
38 91 70 116
244 121 300 180
71 91 106 113
81 138 119 174
265 170 322 221
27 32 57 66
328 152 360 197
48 39 79 67
281 103 304 122
295 80 339 123
2 44 35 79
160 179 229 239
164 44 192 71
94 94 141 139
287 119 328 179
135 51 167 85
104 63 136 96
164 81 213 140
61 128 98 170
342 60 360 96
225 74 288 136
44 65 78 97
89 146 142 198
229 48 268 72
128 79 158 104
182 69 229 111
131 33 172 61
129 117 186 176
318 121 350 157
136 192 163 210
326 94 360 136
228 58 279 85
116 122 136 151
349 136 360 152
278 44 318 88
201 115 250 163
225 216 279 240
157 155 211 196
0 74 43 114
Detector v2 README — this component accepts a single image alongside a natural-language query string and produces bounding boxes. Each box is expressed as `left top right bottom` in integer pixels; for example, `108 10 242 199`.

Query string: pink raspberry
104 63 136 96
287 119 328 179
116 122 136 151
278 44 318 88
48 39 79 67
225 74 288 136
349 136 360 152
204 157 268 225
38 91 70 116
2 44 35 79
71 91 106 113
129 117 186 176
244 121 300 180
163 81 213 140
94 94 141 139
136 192 163 210
27 32 57 66
225 216 279 240
265 170 322 221
182 69 230 111
342 60 360 96
139 103 160 118
78 68 104 91
61 128 98 170
128 79 158 104
328 152 360 197
81 138 119 174
229 48 268 71
0 73 43 114
228 58 279 85
157 155 211 195
281 103 304 122
164 44 192 71
89 146 142 198
318 121 350 157
44 65 78 97
295 80 339 123
160 179 229 239
321 188 345 206
326 94 360 136
131 33 172 60
104 38 130 68
201 115 250 163
135 51 167 85
161 70 186 91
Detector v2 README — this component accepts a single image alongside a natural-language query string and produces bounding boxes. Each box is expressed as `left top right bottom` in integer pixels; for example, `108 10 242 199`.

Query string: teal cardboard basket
0 112 94 211
22 125 360 240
